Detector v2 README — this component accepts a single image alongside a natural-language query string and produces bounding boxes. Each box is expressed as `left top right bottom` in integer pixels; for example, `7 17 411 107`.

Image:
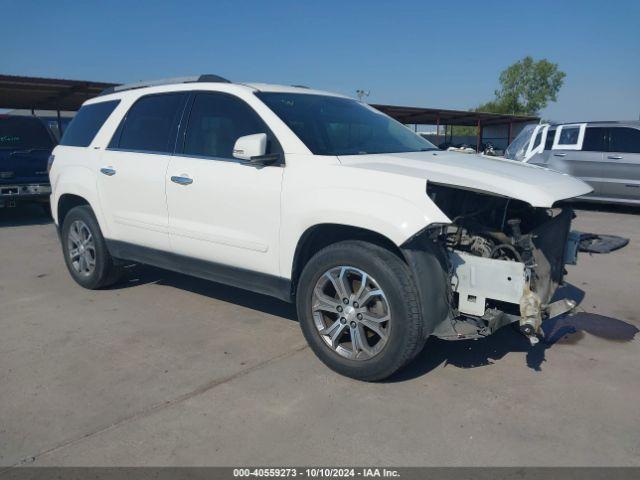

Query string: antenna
356 89 370 102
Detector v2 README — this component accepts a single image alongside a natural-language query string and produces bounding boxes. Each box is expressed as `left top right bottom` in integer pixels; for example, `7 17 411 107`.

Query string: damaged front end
413 182 582 345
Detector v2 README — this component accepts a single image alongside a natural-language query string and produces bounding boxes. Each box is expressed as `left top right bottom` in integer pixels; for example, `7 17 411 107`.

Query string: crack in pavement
1 343 309 472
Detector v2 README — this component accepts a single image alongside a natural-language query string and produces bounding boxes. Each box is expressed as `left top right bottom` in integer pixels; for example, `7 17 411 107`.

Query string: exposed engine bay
426 182 580 344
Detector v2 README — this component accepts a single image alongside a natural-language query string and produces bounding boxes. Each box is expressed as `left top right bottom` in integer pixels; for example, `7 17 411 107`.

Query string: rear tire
60 205 122 289
296 240 424 381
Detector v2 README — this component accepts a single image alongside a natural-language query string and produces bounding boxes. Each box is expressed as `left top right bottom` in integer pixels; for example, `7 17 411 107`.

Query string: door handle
170 175 193 185
553 153 567 157
100 167 116 176
607 155 623 160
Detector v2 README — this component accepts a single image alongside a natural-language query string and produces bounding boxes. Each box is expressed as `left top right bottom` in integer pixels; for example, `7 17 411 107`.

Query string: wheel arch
290 223 404 296
57 194 90 227
52 175 110 239
291 223 452 339
54 188 112 238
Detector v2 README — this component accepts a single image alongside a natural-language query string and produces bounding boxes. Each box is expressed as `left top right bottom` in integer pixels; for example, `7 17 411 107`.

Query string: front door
547 123 605 198
97 92 188 251
166 92 284 276
601 126 640 202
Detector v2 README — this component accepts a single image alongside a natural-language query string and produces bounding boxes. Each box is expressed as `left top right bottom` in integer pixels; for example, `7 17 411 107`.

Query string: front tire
296 241 424 381
60 205 122 289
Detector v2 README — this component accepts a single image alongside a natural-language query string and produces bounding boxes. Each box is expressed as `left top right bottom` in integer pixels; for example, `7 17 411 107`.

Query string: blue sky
3 0 639 122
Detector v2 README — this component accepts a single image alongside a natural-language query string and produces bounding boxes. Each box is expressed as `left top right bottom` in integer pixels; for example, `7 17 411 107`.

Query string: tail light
47 154 55 174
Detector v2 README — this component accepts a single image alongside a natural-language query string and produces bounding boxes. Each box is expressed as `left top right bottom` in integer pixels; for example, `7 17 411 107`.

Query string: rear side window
182 92 280 159
609 127 640 153
0 116 54 149
582 127 607 152
113 93 186 153
60 100 120 147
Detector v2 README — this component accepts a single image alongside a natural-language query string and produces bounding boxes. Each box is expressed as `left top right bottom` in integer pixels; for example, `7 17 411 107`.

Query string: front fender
279 178 450 277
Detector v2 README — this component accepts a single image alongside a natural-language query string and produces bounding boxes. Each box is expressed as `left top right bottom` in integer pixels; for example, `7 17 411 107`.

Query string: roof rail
99 74 231 96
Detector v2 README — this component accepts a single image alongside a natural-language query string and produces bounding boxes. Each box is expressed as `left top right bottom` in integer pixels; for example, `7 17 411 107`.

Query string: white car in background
505 121 640 205
49 75 592 380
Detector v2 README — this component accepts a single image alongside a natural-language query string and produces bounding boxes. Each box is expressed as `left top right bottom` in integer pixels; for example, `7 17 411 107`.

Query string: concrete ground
1 203 639 467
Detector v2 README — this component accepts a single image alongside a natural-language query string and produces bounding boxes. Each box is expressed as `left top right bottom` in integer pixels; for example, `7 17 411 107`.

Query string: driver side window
183 92 281 160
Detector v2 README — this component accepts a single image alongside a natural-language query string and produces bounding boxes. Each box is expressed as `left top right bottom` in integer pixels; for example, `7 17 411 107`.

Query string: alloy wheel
312 266 391 360
67 220 96 277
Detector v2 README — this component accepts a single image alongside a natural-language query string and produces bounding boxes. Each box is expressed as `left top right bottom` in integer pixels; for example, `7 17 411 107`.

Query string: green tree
476 56 566 115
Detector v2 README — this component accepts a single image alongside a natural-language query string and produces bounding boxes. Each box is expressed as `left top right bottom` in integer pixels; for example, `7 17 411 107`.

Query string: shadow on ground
0 203 52 227
119 264 298 321
119 266 638 382
569 201 640 215
389 310 638 382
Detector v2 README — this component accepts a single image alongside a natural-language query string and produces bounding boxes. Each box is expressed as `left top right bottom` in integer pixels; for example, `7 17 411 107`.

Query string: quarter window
114 93 186 153
609 127 640 154
183 93 279 159
60 100 119 147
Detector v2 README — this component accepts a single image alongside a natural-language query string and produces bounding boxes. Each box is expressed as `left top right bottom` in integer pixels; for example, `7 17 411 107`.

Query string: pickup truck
0 114 55 209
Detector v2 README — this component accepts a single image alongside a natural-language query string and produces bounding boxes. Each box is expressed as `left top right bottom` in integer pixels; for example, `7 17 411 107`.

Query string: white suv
49 75 592 380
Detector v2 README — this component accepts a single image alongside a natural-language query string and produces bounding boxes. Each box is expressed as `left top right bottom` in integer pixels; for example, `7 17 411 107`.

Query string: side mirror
233 133 281 166
233 133 267 161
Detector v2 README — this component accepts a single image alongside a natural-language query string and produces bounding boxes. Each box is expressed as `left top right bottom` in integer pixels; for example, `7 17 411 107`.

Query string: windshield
504 124 537 161
0 116 54 150
256 92 437 156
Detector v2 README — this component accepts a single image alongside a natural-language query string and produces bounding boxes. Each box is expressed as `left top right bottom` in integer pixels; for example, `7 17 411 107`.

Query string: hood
337 150 593 208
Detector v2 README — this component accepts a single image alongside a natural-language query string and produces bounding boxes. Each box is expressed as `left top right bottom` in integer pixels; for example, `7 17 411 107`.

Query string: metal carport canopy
0 74 117 111
0 74 539 129
372 103 539 126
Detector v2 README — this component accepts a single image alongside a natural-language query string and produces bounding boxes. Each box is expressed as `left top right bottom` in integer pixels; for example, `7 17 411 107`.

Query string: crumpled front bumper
447 208 579 344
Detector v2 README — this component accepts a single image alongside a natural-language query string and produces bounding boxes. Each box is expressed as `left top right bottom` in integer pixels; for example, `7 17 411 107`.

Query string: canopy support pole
57 108 63 137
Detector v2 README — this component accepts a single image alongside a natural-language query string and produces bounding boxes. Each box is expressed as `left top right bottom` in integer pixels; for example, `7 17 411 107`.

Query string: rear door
97 92 188 251
601 126 640 201
547 123 604 197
